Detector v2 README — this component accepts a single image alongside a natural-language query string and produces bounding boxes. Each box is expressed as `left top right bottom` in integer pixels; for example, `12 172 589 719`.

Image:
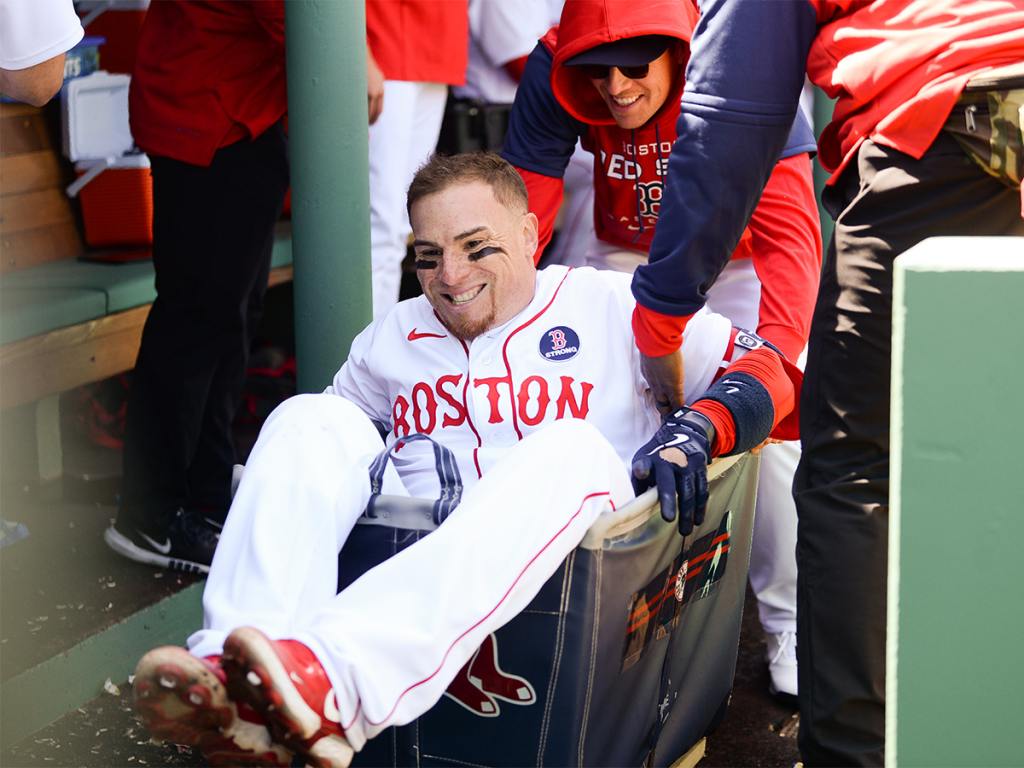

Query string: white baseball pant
544 142 595 268
574 238 800 637
188 394 634 750
369 80 448 319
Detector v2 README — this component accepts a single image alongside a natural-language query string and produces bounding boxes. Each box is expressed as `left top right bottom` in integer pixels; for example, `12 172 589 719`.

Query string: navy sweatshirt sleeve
631 0 818 319
502 42 587 178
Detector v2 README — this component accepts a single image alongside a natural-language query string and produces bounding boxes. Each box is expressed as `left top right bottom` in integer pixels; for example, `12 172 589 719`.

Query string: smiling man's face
410 180 539 341
590 49 676 130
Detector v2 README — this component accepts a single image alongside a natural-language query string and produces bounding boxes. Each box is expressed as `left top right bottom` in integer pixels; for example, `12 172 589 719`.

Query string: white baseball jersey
330 265 733 499
453 0 554 104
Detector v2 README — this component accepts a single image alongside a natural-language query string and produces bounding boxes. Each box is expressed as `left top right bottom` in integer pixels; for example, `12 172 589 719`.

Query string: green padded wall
888 236 1024 767
285 1 372 393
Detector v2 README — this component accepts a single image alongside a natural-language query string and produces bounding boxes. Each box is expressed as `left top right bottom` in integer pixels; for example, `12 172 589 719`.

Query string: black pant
794 132 1024 766
121 125 289 530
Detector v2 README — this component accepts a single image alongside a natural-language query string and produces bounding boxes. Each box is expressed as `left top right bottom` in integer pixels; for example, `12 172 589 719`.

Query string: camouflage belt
945 70 1023 188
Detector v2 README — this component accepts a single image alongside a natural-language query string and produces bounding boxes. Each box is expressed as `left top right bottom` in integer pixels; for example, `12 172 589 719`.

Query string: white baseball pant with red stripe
188 393 633 750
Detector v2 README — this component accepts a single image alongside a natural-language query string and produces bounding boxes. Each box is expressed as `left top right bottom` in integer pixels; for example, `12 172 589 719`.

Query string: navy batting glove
631 407 715 536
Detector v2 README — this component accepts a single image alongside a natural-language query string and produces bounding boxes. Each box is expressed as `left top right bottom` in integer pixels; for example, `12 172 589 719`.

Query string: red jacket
366 0 468 85
809 0 1024 179
129 1 287 167
502 0 821 361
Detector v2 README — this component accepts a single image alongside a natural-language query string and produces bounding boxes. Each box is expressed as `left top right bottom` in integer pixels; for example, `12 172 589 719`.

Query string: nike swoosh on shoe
140 532 173 554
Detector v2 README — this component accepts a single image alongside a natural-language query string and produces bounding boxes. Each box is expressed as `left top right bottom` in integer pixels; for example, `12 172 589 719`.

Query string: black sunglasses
581 63 650 81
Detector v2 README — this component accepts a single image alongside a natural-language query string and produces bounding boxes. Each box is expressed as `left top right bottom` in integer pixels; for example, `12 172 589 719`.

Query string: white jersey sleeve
598 268 733 407
327 322 392 426
568 266 733 433
0 0 84 70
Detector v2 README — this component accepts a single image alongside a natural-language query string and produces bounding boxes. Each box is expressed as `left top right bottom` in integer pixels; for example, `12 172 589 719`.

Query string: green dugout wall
286 0 372 393
888 236 1024 766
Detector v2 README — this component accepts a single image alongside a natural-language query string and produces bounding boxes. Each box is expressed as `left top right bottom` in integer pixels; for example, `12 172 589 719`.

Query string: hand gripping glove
631 407 716 536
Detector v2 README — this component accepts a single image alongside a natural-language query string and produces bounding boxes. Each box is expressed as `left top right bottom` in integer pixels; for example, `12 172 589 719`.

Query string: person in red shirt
502 0 822 700
104 1 291 573
635 1 1024 764
365 0 468 317
106 1 386 574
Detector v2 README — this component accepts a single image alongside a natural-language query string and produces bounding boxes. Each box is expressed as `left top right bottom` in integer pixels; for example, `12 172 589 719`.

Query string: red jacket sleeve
747 152 822 361
516 166 565 265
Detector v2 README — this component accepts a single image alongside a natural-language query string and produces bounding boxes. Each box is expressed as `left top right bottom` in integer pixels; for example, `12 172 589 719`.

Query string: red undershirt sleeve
516 166 565 264
503 55 528 83
691 347 800 456
747 153 822 360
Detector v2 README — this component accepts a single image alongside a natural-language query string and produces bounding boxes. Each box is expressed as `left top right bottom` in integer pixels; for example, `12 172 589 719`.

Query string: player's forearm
749 153 822 360
0 55 66 106
691 348 798 456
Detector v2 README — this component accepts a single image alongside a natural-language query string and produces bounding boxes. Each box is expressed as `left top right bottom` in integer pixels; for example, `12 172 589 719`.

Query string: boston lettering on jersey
391 373 595 438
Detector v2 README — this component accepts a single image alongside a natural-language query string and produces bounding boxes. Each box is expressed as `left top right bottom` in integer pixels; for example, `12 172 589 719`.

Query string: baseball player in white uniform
131 153 799 768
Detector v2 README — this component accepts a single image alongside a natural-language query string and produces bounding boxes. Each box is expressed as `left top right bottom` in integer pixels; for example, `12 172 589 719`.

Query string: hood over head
548 0 698 125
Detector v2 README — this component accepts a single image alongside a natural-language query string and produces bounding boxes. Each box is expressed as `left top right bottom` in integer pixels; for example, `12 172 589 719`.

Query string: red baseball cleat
132 646 292 766
222 626 354 768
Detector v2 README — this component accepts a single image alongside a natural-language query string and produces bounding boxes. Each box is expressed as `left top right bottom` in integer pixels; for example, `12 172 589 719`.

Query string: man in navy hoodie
634 1 1024 764
503 0 821 702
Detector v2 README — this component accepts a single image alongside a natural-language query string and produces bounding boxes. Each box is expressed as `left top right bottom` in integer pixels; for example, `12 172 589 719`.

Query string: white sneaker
765 631 798 698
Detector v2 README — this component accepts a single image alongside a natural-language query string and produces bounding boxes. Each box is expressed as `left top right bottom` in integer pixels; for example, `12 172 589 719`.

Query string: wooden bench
0 102 293 481
0 232 294 411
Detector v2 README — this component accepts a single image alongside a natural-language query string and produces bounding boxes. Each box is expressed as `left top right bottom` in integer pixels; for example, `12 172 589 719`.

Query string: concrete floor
0 582 799 768
1 355 800 767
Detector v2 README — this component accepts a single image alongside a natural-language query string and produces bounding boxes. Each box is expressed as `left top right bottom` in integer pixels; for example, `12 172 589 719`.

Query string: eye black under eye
468 246 503 261
415 258 438 270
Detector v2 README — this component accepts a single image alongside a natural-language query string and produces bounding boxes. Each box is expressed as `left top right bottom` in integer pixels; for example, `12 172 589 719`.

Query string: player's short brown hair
407 152 529 216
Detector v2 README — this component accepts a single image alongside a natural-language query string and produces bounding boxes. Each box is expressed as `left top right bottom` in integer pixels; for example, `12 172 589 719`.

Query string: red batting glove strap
631 304 692 357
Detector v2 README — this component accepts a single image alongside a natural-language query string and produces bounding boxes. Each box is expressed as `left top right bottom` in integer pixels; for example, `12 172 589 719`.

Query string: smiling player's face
589 49 676 130
410 181 539 341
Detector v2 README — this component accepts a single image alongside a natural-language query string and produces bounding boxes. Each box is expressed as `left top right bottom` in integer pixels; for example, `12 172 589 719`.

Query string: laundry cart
338 451 760 767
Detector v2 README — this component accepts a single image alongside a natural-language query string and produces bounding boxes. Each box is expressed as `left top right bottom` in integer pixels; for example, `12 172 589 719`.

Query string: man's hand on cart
631 407 715 536
641 349 685 415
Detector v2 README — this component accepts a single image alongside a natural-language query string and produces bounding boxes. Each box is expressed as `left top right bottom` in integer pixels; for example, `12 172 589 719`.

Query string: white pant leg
580 235 646 273
292 418 635 751
546 143 595 267
188 395 392 659
705 259 798 636
748 439 799 635
369 81 448 318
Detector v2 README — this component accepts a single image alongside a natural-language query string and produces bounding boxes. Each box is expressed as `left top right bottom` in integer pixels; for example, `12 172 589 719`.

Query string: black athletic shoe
105 508 219 573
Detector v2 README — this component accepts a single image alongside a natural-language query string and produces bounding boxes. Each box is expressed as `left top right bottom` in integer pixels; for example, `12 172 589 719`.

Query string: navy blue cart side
338 452 760 768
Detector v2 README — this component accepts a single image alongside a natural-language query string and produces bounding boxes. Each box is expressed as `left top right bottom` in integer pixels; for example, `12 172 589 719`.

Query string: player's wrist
669 406 716 451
